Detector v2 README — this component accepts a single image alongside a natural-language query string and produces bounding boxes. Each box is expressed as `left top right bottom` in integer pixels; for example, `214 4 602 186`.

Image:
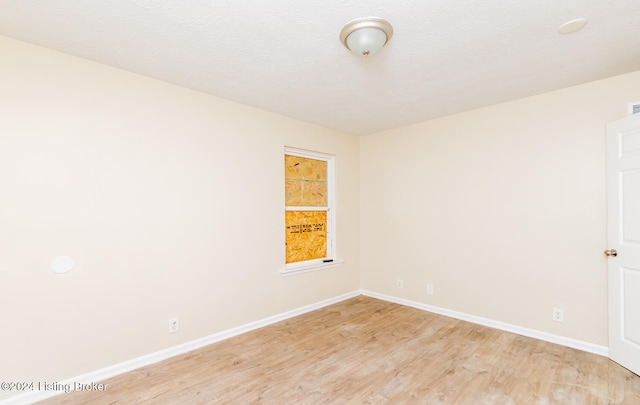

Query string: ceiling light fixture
340 17 393 57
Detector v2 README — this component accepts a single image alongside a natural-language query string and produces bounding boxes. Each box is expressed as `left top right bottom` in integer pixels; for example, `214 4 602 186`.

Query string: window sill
280 260 344 277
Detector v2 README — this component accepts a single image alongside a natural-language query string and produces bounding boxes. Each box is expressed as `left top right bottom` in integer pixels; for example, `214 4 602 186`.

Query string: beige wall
360 71 640 346
0 34 360 396
4 31 640 401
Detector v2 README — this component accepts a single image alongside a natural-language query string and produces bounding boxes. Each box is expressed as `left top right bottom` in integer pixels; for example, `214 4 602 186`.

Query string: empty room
1 1 640 404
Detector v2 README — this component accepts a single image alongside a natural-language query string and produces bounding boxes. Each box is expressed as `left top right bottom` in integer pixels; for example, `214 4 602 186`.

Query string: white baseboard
1 290 360 405
360 289 609 357
3 289 608 404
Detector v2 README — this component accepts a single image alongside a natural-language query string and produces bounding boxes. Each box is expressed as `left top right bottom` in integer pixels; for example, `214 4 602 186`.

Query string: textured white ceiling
1 1 640 135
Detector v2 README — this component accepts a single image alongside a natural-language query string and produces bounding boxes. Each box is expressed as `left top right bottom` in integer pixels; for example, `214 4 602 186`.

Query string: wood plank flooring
37 296 640 404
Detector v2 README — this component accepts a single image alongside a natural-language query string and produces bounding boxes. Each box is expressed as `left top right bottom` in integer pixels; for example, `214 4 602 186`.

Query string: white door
607 113 640 375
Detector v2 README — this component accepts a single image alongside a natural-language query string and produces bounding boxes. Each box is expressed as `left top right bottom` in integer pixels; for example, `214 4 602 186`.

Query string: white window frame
282 147 342 276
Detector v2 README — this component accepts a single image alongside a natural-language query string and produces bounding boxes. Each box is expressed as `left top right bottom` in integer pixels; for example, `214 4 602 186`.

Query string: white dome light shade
346 27 388 56
340 17 393 57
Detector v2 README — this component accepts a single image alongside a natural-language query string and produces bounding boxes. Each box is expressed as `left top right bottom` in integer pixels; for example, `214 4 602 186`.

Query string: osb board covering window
285 155 327 207
285 154 328 264
285 211 327 263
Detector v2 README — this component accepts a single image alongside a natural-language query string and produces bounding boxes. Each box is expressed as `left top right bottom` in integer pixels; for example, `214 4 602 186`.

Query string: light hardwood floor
38 296 640 404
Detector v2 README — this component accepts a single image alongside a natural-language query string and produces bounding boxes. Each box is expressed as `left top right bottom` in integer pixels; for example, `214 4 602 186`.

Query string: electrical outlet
396 279 403 289
169 317 179 333
552 308 564 322
426 284 434 295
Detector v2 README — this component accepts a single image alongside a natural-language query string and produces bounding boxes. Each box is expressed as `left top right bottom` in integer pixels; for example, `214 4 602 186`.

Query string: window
283 147 338 275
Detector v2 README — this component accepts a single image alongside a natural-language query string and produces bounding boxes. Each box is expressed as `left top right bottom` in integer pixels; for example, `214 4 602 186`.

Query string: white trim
2 290 609 404
360 290 609 357
284 147 334 162
280 259 344 276
285 206 329 211
1 291 360 405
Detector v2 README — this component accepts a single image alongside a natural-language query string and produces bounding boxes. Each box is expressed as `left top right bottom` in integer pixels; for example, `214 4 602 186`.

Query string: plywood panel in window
285 155 327 207
285 211 327 263
285 155 327 181
285 179 304 206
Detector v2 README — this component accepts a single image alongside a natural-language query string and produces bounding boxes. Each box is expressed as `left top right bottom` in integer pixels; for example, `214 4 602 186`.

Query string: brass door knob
604 249 618 257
